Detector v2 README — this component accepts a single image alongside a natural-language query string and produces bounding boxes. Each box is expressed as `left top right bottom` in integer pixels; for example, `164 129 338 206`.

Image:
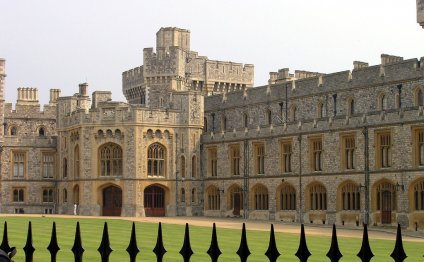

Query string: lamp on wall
396 182 405 192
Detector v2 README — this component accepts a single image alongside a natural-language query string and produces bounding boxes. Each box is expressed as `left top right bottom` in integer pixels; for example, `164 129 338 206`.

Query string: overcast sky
1 0 423 106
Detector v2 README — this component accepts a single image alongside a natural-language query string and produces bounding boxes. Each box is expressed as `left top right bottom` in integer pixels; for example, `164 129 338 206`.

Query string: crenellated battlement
206 54 424 113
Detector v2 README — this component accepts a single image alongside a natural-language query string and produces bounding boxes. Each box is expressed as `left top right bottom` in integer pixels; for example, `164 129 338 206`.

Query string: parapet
17 87 39 105
92 91 112 109
353 61 369 70
295 70 323 79
156 27 190 52
381 54 403 65
49 89 61 104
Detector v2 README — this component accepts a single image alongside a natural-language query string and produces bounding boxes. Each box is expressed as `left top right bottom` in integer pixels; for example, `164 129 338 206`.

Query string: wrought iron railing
0 221 409 261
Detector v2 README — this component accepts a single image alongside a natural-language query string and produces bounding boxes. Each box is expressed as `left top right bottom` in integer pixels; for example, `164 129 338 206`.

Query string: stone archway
102 185 122 216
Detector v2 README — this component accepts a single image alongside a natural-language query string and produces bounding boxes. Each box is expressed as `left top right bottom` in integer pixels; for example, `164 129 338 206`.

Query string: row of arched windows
7 126 46 136
180 155 198 178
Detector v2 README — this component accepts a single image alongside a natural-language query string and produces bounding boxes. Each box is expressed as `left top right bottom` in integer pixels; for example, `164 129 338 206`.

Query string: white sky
1 0 423 106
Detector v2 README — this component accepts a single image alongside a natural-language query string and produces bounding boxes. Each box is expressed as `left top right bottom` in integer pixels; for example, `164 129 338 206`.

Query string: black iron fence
0 221 409 262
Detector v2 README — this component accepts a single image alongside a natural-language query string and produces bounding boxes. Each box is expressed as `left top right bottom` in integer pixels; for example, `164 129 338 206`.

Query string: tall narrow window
191 155 197 178
180 156 186 178
39 127 45 136
254 185 269 210
243 113 248 128
206 186 220 210
347 98 354 116
208 148 217 177
230 145 240 176
74 145 80 178
413 180 424 210
416 89 424 106
10 126 17 136
377 132 391 168
63 158 68 178
310 138 323 171
13 189 24 202
43 189 54 203
340 183 360 210
317 102 324 118
181 188 186 203
147 143 166 177
281 141 292 173
63 189 68 203
255 143 265 175
42 153 55 179
308 183 327 210
267 109 272 125
191 188 197 204
99 143 123 176
414 128 424 167
279 184 296 210
379 94 388 111
13 152 25 178
203 117 208 133
342 136 355 170
290 105 297 122
221 115 227 131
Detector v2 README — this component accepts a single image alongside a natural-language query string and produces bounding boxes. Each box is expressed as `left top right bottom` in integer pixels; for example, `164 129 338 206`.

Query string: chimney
49 89 61 103
79 82 88 96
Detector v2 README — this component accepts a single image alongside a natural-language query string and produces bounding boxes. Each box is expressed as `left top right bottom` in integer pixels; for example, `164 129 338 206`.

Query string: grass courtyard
0 216 422 261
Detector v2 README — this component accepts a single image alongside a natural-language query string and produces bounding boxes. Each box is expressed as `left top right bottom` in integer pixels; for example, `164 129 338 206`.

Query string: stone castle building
1 27 424 230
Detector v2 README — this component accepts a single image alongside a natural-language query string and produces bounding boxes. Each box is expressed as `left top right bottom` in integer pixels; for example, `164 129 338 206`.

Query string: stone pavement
2 214 424 243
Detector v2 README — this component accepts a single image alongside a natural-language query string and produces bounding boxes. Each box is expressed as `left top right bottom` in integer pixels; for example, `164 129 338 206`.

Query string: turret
16 87 39 106
49 89 61 104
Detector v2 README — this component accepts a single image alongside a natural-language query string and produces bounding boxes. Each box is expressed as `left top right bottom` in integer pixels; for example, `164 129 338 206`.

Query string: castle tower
0 58 6 139
156 27 190 53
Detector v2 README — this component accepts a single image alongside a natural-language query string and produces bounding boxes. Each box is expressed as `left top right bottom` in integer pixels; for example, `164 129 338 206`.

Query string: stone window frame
412 179 424 211
62 158 68 178
316 101 324 119
338 181 360 211
278 183 296 211
340 133 356 171
12 188 25 203
412 126 424 167
266 109 272 126
41 151 55 179
38 126 46 137
9 125 18 136
229 144 241 176
346 97 355 116
191 188 197 204
98 142 123 177
147 142 167 177
12 151 26 179
374 181 396 211
375 129 392 169
308 136 323 172
63 188 68 204
253 142 265 175
378 92 388 111
205 185 220 210
191 155 197 178
279 139 293 173
243 112 249 128
207 147 218 177
289 104 297 122
42 188 54 203
227 184 243 211
181 188 186 203
203 117 208 133
221 114 227 132
180 155 186 178
307 182 327 211
74 145 80 178
252 184 269 211
414 87 424 107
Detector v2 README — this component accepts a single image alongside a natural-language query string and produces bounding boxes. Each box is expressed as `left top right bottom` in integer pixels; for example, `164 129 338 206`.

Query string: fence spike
23 221 35 262
0 221 12 254
265 224 280 262
295 224 311 262
98 222 113 262
126 222 140 262
47 222 60 262
179 223 194 262
356 224 374 262
390 224 407 262
236 223 251 262
71 222 85 262
326 224 342 262
207 223 222 262
153 222 167 262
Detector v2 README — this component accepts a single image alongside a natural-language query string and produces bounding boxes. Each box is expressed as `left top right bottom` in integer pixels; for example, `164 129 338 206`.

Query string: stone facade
1 28 424 230
418 0 424 28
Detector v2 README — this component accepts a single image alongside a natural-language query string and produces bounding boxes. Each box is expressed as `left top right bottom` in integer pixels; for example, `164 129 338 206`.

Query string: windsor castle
1 27 424 230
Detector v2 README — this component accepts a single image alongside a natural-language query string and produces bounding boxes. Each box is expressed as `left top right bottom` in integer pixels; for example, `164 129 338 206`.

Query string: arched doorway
144 185 165 217
102 186 122 216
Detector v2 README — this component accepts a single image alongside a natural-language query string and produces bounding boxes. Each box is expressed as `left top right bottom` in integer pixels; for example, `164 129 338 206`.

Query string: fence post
126 222 140 262
265 224 280 262
71 222 84 262
47 222 60 262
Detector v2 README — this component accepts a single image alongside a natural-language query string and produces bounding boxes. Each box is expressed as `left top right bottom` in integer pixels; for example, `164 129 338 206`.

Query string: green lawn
0 216 422 261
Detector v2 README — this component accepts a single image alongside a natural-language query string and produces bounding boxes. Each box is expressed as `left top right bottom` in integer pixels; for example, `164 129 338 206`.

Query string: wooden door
103 186 122 216
381 190 392 224
233 193 241 216
144 185 165 217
